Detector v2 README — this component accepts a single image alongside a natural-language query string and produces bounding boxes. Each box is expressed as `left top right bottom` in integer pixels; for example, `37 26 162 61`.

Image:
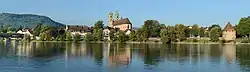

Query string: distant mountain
0 13 65 28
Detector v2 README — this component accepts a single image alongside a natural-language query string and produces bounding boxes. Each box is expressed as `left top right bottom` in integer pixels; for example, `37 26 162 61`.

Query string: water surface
0 42 250 72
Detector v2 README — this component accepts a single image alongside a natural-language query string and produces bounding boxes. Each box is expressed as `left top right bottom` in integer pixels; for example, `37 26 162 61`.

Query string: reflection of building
222 44 236 64
108 44 131 66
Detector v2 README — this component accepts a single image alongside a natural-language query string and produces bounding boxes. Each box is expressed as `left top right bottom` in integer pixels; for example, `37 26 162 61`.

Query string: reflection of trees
84 43 103 65
33 42 66 58
236 45 250 71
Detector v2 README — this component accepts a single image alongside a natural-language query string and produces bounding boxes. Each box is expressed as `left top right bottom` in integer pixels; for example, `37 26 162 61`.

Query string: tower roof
223 22 235 31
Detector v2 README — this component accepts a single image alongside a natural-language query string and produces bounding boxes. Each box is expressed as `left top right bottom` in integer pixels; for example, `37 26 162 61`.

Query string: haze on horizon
0 0 250 27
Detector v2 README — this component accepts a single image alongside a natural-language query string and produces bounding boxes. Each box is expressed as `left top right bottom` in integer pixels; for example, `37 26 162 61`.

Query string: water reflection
1 42 250 72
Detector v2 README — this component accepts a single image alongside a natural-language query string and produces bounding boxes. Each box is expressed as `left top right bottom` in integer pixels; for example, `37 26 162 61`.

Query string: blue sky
0 0 250 27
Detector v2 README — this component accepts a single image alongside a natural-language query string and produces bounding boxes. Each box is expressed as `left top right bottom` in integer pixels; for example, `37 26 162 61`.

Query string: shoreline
4 40 250 45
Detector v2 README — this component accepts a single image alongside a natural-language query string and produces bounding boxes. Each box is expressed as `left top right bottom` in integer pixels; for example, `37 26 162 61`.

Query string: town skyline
1 0 250 27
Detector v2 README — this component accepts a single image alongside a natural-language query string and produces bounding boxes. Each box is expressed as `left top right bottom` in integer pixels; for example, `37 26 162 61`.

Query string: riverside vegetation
2 15 250 44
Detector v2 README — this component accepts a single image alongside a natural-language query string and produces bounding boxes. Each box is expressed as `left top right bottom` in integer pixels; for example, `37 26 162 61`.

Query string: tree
199 28 205 37
143 20 163 37
129 31 136 41
209 24 222 36
175 24 186 41
39 33 46 41
85 33 93 42
136 28 148 42
65 32 72 41
23 34 31 41
93 29 103 41
160 28 171 44
34 24 42 36
117 31 127 43
190 24 200 37
109 29 116 41
209 27 220 42
93 20 104 30
236 17 250 38
73 34 82 41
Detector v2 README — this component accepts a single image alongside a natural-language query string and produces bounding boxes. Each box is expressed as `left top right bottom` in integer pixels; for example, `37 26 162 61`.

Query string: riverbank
3 39 250 45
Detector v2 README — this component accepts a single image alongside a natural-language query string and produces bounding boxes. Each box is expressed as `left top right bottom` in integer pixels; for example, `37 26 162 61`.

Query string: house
16 28 34 38
103 27 111 40
108 11 132 31
65 25 91 38
222 22 236 41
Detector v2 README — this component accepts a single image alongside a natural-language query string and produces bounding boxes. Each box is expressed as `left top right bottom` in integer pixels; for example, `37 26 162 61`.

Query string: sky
0 0 250 27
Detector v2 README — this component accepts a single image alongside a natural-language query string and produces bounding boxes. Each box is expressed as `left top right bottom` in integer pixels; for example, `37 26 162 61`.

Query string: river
0 42 249 72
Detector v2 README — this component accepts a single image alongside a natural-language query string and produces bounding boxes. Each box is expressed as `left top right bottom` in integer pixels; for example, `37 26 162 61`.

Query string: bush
241 39 249 43
193 39 198 42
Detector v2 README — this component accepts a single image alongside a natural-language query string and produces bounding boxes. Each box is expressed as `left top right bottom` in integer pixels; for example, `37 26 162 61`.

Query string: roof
223 22 235 31
112 18 132 26
67 25 90 32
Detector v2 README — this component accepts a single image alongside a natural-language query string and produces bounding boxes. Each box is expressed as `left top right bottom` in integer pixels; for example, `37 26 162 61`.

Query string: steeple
114 11 119 21
108 12 114 27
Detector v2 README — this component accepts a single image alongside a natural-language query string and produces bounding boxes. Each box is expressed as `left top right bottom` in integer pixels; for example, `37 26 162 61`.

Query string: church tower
108 12 113 27
114 11 119 21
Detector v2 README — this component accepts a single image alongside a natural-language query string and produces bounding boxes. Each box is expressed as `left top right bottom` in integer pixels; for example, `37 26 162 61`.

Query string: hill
0 13 65 28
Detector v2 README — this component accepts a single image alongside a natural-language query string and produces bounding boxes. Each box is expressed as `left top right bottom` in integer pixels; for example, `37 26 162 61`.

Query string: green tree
39 33 46 41
236 17 250 38
93 29 103 41
175 24 186 41
136 28 148 42
143 20 164 37
85 33 93 42
160 28 171 44
190 24 200 37
73 34 82 41
93 20 104 30
117 31 127 43
209 24 222 36
34 24 42 36
129 31 136 41
65 32 72 41
109 29 116 41
199 28 205 37
23 34 31 41
209 27 220 42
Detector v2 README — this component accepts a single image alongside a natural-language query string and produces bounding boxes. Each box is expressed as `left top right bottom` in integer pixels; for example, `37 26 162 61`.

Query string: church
108 11 132 31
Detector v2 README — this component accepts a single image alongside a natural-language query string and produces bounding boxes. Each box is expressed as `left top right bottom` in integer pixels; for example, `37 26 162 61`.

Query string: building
65 25 91 37
222 22 236 41
16 28 34 37
108 11 132 31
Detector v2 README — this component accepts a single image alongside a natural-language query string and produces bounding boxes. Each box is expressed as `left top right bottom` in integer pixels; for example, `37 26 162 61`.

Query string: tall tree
209 24 222 36
143 20 163 37
129 31 136 41
117 31 127 43
175 24 186 41
93 20 104 30
109 29 116 41
190 24 200 37
85 33 93 42
136 28 148 42
209 27 220 42
236 17 250 38
93 29 103 41
199 28 205 37
160 27 171 44
65 32 72 41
